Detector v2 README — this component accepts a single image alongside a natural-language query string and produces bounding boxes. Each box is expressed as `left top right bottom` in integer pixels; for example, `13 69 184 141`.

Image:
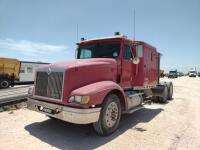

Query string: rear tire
0 79 10 89
93 94 121 136
159 85 168 103
167 82 173 100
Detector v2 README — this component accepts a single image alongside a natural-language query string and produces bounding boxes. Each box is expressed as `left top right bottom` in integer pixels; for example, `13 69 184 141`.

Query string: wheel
152 96 159 102
0 79 10 89
93 94 121 136
10 79 15 87
167 82 173 100
159 85 168 103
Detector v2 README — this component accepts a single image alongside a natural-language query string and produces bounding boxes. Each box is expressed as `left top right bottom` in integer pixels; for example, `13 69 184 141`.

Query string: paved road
0 77 200 150
0 85 32 105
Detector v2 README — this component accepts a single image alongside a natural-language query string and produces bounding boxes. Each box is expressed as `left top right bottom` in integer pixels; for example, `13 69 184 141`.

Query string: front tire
93 94 121 136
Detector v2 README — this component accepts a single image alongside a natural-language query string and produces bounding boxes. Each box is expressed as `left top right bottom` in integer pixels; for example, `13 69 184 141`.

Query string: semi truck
27 34 173 135
0 57 20 88
168 69 178 78
188 68 197 77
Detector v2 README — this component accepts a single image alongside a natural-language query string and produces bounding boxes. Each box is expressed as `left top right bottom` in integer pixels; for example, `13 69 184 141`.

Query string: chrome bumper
27 98 101 124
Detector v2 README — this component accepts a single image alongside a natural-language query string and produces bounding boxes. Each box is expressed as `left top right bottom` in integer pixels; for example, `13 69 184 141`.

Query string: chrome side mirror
133 57 140 64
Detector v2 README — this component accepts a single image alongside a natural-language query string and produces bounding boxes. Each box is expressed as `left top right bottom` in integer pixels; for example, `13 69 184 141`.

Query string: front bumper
189 74 196 77
27 98 101 124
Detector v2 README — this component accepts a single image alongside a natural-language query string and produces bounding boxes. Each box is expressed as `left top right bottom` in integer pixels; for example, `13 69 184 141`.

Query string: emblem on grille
47 67 51 75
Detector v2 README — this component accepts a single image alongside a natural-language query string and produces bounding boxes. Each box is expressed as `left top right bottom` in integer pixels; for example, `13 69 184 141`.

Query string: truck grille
35 71 63 100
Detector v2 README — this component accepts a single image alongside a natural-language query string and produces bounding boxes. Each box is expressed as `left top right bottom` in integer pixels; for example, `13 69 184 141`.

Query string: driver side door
121 43 133 88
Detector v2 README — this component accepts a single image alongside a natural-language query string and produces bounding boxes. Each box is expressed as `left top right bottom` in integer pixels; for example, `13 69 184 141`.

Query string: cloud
0 38 68 56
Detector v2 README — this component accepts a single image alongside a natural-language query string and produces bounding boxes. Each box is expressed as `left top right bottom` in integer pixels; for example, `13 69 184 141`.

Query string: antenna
76 24 79 43
75 24 79 59
133 9 136 40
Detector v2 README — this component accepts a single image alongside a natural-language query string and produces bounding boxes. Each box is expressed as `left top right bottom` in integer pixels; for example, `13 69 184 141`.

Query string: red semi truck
27 33 173 135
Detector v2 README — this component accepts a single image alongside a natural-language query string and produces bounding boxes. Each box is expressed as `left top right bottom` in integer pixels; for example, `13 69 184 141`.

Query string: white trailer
18 61 49 83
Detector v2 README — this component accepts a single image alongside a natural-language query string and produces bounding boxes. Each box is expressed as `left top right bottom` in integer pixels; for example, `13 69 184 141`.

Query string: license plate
39 106 53 114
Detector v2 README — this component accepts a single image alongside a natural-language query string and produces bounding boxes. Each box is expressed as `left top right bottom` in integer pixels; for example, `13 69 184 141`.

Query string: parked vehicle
189 71 197 77
168 69 178 78
0 57 20 88
177 72 184 77
27 34 173 135
198 72 200 77
0 58 49 88
188 68 197 77
18 61 49 83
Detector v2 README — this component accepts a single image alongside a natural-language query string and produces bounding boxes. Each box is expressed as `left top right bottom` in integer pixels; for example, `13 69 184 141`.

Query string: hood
36 58 117 73
49 58 117 70
34 58 118 104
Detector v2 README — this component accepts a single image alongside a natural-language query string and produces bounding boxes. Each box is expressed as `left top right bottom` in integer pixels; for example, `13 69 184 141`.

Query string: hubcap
1 81 9 88
105 102 118 128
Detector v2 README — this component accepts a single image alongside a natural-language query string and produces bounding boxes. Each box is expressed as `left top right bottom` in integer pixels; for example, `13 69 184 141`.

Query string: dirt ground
0 76 200 150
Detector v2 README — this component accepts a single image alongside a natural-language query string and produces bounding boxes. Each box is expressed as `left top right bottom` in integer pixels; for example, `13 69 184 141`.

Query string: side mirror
133 57 140 64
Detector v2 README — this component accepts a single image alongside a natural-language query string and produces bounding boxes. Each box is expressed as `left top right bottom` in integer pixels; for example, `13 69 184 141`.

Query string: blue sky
0 0 200 73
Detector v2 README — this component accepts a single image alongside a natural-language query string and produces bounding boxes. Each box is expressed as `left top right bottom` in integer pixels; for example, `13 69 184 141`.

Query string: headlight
68 96 90 104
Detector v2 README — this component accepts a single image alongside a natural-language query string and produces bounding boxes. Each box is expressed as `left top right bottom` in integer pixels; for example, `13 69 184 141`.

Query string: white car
189 71 197 77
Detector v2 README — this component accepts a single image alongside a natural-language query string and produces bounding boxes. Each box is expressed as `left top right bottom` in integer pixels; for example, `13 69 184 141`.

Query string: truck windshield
189 71 196 73
169 71 177 74
77 42 120 59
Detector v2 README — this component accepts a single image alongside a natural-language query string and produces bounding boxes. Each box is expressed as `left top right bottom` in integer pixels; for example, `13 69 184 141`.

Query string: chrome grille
35 71 63 100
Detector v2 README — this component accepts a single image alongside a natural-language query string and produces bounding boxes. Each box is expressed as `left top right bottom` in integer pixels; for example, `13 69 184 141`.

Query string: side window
80 49 92 58
124 44 132 60
20 67 25 73
136 45 143 57
27 67 33 73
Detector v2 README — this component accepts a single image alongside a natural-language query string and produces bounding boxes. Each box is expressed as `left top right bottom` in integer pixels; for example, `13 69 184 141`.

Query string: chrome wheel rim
105 102 118 128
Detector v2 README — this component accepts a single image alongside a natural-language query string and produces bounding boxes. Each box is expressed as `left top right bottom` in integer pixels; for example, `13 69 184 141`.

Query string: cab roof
78 35 157 51
78 35 128 45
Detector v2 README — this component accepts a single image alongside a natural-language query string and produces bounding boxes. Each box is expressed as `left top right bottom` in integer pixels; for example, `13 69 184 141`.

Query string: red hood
62 58 118 104
48 58 117 70
34 58 118 105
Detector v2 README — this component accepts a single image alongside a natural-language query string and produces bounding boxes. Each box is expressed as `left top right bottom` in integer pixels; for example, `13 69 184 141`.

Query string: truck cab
27 34 173 135
168 70 178 78
77 36 159 88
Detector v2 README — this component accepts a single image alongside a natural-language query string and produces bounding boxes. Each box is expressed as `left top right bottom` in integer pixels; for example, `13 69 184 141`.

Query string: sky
0 0 200 73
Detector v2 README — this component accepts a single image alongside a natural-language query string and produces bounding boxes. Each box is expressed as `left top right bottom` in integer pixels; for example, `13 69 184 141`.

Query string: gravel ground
0 76 200 150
